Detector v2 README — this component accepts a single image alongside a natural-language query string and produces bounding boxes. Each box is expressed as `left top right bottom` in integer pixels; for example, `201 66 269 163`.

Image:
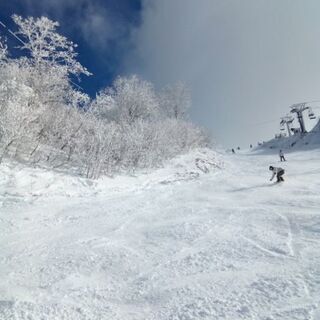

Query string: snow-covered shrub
0 61 38 161
0 14 210 178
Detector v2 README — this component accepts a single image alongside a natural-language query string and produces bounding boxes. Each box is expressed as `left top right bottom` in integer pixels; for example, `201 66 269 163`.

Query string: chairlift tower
280 115 294 137
290 103 309 134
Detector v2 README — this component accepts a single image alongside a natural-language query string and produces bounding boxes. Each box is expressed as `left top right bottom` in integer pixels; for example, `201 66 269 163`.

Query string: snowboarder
279 149 286 162
269 166 285 183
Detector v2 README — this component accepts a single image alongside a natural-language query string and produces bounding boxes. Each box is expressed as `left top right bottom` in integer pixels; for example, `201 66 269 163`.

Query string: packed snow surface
1 148 320 319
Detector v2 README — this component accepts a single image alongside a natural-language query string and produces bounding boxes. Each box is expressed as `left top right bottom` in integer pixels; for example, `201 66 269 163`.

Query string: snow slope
1 148 320 319
257 119 320 152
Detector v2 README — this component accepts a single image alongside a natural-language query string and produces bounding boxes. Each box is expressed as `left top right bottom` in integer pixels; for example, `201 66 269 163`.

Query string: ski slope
257 119 320 152
1 149 320 319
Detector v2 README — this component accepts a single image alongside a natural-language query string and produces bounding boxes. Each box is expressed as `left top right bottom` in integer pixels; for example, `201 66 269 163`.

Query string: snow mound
0 148 222 200
152 148 223 185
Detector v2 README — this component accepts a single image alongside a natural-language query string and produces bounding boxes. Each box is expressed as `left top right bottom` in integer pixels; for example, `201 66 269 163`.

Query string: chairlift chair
287 116 294 124
308 107 316 119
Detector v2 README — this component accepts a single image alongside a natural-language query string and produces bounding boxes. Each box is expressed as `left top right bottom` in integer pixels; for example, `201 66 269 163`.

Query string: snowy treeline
0 15 209 178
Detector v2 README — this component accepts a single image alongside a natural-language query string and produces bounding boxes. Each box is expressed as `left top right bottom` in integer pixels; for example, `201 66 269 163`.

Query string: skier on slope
269 166 285 183
279 149 286 162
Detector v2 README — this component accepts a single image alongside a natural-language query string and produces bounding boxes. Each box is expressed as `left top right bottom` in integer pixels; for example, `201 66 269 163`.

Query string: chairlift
308 107 316 120
287 116 294 124
291 127 301 134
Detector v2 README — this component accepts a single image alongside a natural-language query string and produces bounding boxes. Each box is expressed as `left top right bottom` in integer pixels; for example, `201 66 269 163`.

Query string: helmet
269 166 274 170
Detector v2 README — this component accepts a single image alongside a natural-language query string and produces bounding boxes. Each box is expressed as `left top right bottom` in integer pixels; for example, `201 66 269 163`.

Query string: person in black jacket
269 166 285 182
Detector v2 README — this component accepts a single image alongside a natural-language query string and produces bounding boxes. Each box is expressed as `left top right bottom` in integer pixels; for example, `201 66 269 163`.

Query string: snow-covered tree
12 15 91 77
90 89 116 120
0 61 37 162
0 16 92 165
159 82 191 119
110 75 159 124
0 37 7 62
0 14 209 178
12 14 91 115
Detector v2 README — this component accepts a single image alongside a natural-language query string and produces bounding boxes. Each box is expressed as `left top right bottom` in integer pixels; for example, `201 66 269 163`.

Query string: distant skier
269 166 285 183
279 149 286 162
232 148 235 154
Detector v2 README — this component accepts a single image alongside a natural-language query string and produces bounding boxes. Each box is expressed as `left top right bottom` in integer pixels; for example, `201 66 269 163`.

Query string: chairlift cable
246 118 280 127
0 19 26 45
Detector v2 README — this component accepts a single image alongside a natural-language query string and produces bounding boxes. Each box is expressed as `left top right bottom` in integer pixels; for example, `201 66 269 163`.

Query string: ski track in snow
1 149 320 319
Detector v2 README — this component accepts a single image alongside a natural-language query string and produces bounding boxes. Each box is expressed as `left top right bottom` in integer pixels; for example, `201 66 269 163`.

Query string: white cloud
79 4 126 51
127 0 320 147
22 0 126 51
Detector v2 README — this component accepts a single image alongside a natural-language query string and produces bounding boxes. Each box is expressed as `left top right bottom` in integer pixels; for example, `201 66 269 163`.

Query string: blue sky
0 0 142 96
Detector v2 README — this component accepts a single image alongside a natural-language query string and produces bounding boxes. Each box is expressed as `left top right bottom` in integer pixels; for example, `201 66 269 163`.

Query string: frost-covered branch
12 14 91 77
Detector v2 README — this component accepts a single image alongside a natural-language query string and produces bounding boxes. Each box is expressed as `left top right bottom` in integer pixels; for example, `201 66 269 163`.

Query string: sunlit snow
1 149 319 319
